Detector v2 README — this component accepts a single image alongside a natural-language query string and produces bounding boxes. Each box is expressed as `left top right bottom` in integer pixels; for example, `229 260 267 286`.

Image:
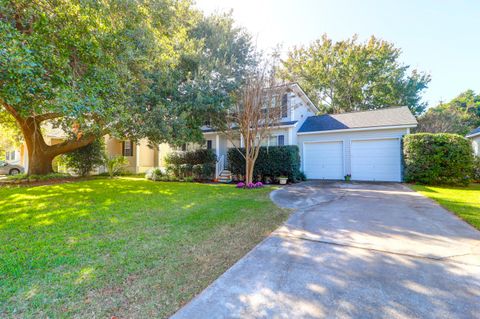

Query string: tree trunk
28 151 54 175
2 101 98 175
245 158 255 185
21 118 56 175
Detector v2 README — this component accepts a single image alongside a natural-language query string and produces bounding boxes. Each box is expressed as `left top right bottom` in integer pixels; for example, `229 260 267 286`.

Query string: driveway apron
172 182 480 319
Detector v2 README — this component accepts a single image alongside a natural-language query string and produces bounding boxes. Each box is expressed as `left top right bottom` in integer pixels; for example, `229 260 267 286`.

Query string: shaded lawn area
411 183 480 230
0 177 289 318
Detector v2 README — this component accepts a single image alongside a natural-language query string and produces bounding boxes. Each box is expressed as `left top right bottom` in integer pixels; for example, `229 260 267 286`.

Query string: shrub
7 172 71 182
165 149 216 180
145 168 164 181
60 140 105 176
403 133 475 186
104 155 129 178
227 146 302 183
474 157 480 183
236 182 245 188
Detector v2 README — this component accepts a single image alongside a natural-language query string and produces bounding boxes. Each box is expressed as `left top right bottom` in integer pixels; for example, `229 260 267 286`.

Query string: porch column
288 127 294 145
240 134 244 148
135 143 141 173
215 134 220 158
157 144 162 167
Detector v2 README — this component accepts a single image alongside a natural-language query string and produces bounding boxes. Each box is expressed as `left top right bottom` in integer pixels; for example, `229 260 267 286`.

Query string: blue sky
195 0 480 109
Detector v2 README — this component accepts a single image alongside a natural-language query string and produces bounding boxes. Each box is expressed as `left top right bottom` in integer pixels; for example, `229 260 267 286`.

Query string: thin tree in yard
219 63 288 185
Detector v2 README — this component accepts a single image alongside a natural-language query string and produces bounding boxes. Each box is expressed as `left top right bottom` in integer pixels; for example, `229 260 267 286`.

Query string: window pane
123 141 133 156
281 94 288 118
207 140 212 149
278 135 285 146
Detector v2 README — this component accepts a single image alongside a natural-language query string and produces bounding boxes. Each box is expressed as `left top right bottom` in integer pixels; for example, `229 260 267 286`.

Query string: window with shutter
281 94 288 118
122 141 133 156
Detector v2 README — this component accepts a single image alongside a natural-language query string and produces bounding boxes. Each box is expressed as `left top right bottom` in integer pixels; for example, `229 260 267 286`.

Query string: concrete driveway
172 182 480 319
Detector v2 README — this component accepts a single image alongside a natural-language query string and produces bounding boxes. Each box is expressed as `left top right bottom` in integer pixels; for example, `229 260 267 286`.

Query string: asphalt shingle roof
467 126 480 137
298 106 417 133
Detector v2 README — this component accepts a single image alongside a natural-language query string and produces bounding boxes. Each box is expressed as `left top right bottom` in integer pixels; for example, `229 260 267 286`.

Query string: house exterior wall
470 135 480 156
297 127 410 176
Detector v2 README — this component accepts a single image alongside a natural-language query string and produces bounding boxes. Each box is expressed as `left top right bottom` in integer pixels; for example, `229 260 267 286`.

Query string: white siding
298 128 410 178
471 135 480 156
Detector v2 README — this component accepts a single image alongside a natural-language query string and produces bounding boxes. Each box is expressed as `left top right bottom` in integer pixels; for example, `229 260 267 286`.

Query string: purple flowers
237 181 263 189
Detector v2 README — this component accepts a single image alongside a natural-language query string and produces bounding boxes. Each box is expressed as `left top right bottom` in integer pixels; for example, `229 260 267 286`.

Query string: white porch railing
215 155 225 179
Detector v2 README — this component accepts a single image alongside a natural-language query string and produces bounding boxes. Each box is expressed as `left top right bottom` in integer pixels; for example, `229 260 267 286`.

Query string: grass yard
0 177 288 318
411 183 480 230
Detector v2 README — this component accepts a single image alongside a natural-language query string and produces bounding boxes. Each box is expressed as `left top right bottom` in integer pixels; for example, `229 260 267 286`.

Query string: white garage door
304 141 344 179
351 138 401 182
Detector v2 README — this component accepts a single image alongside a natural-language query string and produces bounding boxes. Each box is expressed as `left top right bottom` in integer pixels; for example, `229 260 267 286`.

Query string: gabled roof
298 106 417 133
466 126 480 138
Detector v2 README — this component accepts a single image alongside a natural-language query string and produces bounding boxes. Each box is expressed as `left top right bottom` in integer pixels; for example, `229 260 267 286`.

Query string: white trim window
122 140 133 157
268 134 285 146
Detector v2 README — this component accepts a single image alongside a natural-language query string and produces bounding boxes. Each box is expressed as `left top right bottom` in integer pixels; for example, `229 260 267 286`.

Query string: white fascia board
466 132 480 138
297 124 417 136
290 83 319 114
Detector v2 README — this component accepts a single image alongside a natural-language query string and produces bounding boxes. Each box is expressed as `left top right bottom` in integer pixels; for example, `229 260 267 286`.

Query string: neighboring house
466 127 480 156
4 149 20 165
15 83 418 182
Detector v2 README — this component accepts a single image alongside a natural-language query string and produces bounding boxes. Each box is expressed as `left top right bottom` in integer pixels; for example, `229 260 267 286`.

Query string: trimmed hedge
403 133 475 186
227 145 302 182
164 149 216 165
164 149 216 180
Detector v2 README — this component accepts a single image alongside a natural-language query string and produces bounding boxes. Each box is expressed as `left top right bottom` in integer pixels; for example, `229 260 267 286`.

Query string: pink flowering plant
237 181 264 189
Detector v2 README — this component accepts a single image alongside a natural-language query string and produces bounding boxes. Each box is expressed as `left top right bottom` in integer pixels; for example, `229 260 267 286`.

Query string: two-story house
13 83 418 182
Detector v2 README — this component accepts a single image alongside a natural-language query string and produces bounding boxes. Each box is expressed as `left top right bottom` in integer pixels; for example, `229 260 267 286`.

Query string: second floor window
122 140 133 157
281 94 288 118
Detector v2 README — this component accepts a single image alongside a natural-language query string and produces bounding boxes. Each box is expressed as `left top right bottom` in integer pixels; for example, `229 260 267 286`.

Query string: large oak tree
0 1 255 174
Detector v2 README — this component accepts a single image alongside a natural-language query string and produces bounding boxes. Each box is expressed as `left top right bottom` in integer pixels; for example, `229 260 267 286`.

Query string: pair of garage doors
303 138 402 182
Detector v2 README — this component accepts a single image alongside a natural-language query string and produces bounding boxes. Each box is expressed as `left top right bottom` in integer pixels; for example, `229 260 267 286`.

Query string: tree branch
33 112 63 122
0 99 24 123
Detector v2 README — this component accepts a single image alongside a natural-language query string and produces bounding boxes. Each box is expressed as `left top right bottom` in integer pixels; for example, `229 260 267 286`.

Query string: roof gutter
297 124 417 135
466 132 480 138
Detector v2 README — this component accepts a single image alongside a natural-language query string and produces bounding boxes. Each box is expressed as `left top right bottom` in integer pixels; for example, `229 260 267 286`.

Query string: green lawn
0 177 288 318
410 183 480 229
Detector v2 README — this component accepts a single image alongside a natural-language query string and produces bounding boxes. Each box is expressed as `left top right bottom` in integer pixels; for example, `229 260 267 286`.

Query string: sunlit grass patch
410 183 480 229
0 177 288 318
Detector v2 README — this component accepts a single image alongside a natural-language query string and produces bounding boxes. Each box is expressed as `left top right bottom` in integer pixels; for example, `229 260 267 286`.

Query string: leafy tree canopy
416 90 480 135
0 1 255 173
279 34 431 114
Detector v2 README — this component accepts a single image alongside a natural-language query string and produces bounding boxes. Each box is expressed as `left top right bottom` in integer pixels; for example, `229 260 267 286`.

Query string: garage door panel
351 139 401 182
304 141 343 180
